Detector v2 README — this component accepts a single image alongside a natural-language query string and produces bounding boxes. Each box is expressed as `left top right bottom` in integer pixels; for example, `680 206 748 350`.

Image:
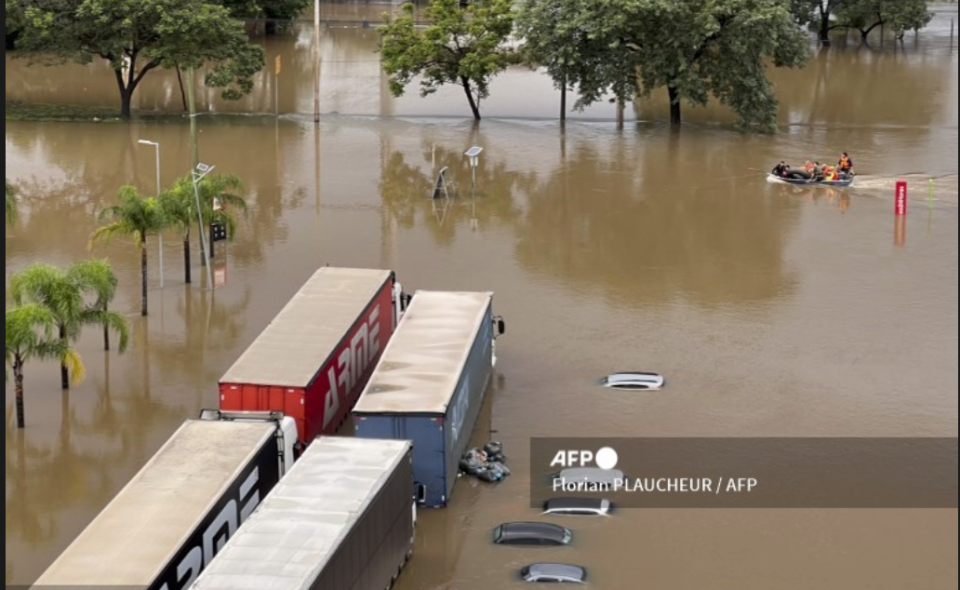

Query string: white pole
154 143 164 288
192 165 215 289
314 0 321 123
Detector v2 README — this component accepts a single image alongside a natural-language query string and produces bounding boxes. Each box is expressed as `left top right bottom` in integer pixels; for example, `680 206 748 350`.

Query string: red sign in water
895 181 908 216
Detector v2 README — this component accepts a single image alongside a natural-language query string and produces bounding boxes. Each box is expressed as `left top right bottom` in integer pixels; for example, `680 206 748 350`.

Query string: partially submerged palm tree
6 304 86 428
6 179 17 226
10 261 129 389
159 174 247 283
90 188 167 316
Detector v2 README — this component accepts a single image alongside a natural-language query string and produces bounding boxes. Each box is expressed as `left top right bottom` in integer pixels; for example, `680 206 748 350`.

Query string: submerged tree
15 0 265 119
10 261 129 388
159 174 247 283
836 0 932 42
90 188 168 316
517 0 642 126
6 304 86 428
569 0 810 131
380 0 518 120
5 179 16 226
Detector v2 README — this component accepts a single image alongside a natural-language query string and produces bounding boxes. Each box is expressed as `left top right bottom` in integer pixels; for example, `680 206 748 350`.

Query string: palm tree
90 187 167 316
159 174 247 283
9 261 129 389
6 304 86 428
5 179 17 226
71 259 128 352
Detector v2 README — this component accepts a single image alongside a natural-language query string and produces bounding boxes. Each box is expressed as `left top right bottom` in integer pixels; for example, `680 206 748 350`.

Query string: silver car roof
526 563 587 580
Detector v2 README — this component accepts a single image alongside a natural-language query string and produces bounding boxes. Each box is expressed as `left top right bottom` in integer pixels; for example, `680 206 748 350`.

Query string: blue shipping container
353 291 496 508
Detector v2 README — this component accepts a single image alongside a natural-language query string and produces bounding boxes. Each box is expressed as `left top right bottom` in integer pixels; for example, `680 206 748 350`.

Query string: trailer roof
190 437 412 590
352 291 492 415
33 420 277 587
219 267 393 388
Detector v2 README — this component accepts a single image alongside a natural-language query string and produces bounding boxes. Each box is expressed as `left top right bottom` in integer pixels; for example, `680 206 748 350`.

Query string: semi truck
31 410 297 590
190 437 415 590
218 267 406 447
352 291 504 508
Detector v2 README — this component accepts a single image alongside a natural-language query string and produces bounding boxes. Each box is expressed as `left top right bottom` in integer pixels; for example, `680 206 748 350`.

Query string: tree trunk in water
668 86 682 126
103 302 111 351
560 77 567 123
141 237 149 316
616 99 625 130
461 78 481 121
15 368 25 428
120 87 133 120
819 8 832 45
183 230 192 284
60 325 70 390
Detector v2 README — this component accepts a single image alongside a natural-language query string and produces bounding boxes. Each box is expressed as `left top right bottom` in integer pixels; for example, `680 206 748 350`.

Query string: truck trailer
219 267 405 447
31 411 297 590
190 437 415 590
352 291 502 508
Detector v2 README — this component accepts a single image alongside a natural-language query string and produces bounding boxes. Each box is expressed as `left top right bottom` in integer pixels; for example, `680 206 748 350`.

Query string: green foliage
836 0 932 40
380 0 518 120
91 187 169 316
5 179 17 226
6 303 86 427
14 0 265 117
90 188 168 249
520 0 809 131
516 0 642 110
165 174 248 239
219 0 311 21
10 260 129 384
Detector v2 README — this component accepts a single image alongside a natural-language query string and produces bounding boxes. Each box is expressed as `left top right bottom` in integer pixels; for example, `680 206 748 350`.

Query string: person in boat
812 162 824 181
838 152 854 175
822 164 840 182
803 161 817 175
772 161 788 177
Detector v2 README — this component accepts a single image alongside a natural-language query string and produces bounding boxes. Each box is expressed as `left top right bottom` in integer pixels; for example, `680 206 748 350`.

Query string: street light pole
191 163 216 289
138 139 164 288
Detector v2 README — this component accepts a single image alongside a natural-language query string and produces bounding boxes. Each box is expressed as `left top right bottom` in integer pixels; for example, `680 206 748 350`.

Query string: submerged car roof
601 372 665 389
524 562 587 581
544 497 610 510
499 522 569 540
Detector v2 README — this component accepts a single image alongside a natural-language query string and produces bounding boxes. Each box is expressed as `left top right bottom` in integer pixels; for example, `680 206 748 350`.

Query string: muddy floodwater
6 4 959 589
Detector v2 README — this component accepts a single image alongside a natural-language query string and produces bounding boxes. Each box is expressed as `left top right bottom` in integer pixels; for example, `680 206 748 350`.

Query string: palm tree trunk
60 325 70 390
183 228 192 284
141 236 149 316
103 302 110 351
15 365 25 428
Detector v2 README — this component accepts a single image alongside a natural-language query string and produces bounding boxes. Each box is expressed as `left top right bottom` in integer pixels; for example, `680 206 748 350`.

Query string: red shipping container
219 268 400 447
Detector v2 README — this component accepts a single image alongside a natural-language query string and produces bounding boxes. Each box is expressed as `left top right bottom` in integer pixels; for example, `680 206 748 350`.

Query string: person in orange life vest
838 153 853 174
822 164 839 181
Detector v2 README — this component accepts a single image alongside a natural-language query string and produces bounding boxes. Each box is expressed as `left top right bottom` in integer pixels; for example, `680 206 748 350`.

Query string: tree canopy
14 0 265 118
790 0 931 43
836 0 933 42
380 0 518 120
519 0 810 131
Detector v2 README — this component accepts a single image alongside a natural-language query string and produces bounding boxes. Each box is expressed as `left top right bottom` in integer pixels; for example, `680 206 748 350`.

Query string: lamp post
191 163 216 289
465 146 483 192
137 139 164 288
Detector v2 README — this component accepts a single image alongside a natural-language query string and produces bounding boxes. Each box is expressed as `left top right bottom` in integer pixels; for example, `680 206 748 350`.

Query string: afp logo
550 446 619 470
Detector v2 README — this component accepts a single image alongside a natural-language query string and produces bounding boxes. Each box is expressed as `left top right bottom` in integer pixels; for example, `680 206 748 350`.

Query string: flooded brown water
5 4 959 589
